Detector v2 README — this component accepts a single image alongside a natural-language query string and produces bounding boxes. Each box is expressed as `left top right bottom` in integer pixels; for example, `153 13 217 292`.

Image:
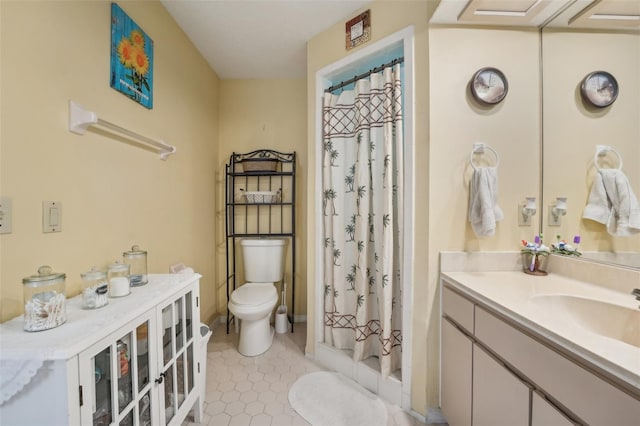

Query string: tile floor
183 322 428 426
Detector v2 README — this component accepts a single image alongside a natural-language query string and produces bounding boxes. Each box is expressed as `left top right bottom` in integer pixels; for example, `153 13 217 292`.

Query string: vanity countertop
442 270 640 395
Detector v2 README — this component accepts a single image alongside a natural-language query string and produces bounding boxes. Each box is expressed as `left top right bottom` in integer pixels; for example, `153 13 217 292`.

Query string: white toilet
228 238 287 356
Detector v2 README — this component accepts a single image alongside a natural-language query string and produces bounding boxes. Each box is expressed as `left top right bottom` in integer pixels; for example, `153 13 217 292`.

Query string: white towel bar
594 145 622 171
470 142 499 170
68 100 176 160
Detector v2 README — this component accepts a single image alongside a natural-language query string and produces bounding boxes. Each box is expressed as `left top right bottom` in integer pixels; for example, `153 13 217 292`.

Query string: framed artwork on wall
346 10 371 51
110 3 154 109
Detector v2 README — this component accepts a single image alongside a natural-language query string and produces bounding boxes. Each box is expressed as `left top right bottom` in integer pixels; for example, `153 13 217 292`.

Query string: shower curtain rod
325 56 404 93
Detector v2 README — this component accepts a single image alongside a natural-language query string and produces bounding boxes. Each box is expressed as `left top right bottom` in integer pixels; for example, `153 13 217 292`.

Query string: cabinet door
157 287 199 426
79 310 157 426
475 306 640 425
532 392 576 426
441 318 473 426
473 345 530 426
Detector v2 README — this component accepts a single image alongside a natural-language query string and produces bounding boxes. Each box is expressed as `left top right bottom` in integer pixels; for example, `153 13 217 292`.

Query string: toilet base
237 316 275 357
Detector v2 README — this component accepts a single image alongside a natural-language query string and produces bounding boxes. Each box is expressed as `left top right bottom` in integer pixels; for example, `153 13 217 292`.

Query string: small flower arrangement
520 234 550 256
551 235 582 257
520 234 550 276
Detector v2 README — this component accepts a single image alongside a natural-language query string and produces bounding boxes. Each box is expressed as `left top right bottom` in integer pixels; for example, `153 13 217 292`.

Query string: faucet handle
632 288 640 296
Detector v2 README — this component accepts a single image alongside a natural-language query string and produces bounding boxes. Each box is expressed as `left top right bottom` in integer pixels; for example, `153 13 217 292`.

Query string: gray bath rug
288 371 388 426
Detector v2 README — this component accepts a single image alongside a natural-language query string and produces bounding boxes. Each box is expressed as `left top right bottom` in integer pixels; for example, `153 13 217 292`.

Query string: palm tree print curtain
322 64 403 378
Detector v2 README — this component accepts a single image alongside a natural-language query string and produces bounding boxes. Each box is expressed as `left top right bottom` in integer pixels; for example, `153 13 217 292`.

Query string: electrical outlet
0 197 13 234
518 203 531 226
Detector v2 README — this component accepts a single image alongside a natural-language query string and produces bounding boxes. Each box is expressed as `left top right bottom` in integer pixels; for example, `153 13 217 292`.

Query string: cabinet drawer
475 307 640 425
442 285 474 333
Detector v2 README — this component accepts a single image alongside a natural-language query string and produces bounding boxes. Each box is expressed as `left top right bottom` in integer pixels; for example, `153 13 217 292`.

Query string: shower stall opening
322 60 404 379
314 27 414 409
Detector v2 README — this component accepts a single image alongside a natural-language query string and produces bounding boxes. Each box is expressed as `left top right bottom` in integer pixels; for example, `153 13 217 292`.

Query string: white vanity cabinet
0 273 204 426
475 305 639 425
440 277 640 426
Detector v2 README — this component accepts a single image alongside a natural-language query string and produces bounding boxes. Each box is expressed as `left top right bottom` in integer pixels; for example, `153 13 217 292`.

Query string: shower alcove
313 26 415 410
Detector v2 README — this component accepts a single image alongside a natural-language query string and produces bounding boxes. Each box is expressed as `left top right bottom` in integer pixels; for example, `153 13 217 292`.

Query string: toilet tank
241 238 288 282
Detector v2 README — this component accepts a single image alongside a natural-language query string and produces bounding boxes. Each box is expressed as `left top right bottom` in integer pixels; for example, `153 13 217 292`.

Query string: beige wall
428 26 541 409
306 0 431 415
216 79 308 318
542 30 640 254
0 1 220 323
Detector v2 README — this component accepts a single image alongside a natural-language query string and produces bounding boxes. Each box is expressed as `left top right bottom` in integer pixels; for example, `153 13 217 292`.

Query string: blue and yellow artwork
110 3 154 109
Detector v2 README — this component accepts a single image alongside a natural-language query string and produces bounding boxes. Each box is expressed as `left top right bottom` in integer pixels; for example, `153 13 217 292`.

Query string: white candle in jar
109 277 130 297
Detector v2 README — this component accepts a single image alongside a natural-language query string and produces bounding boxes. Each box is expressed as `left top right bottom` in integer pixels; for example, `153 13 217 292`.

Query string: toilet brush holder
275 305 289 334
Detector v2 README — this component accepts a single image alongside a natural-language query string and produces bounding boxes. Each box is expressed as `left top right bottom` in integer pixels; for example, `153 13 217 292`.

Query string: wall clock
470 67 508 105
580 71 618 108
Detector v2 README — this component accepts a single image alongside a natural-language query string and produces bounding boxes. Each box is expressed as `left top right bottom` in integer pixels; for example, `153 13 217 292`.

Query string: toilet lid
231 283 276 305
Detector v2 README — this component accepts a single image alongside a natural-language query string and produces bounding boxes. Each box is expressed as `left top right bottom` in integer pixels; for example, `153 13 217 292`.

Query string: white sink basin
530 294 640 348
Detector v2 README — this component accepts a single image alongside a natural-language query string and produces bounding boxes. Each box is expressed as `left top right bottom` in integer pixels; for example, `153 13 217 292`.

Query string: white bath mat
288 371 388 426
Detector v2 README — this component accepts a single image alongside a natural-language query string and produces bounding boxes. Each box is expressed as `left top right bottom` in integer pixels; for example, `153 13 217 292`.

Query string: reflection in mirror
542 0 640 269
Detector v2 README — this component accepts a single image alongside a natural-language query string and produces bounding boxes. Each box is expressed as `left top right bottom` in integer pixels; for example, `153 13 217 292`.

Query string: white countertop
0 273 201 361
442 270 640 393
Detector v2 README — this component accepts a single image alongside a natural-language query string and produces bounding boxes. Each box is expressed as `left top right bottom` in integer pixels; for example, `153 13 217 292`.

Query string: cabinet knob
154 372 166 384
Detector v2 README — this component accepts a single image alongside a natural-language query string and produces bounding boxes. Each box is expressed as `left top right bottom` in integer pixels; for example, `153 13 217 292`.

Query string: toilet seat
231 283 277 305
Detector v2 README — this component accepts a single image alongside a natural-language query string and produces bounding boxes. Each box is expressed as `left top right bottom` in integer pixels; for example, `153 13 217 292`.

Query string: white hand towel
583 169 640 236
468 167 504 237
582 171 610 225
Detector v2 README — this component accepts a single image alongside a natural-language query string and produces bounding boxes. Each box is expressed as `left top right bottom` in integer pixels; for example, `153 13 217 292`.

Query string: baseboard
209 314 307 331
409 409 428 424
426 407 446 424
292 314 307 323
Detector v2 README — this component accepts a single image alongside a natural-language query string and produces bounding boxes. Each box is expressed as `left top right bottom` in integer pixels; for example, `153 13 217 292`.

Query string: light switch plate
43 200 62 233
0 197 12 234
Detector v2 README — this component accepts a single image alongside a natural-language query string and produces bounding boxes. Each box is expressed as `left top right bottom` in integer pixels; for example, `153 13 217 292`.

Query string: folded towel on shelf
583 169 640 236
469 167 504 237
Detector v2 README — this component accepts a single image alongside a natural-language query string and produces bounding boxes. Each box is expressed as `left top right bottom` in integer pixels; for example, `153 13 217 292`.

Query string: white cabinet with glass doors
0 273 203 426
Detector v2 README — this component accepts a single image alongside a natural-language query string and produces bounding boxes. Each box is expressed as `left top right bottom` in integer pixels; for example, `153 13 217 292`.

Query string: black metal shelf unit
225 150 296 333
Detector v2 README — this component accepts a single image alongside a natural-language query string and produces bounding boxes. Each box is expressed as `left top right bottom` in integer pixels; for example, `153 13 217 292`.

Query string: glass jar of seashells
22 265 67 331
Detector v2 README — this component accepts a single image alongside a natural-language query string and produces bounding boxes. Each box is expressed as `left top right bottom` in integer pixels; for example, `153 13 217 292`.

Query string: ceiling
162 0 639 80
160 0 371 79
430 0 640 30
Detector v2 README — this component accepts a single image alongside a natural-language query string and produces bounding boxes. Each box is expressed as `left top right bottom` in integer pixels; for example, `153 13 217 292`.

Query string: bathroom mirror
541 0 640 269
428 0 638 269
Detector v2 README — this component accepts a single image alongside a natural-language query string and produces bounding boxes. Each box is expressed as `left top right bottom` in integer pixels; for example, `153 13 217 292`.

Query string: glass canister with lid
108 261 130 298
123 245 148 286
22 265 67 332
80 267 109 309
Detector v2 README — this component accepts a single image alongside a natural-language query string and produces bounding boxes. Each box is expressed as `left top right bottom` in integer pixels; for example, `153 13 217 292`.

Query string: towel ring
470 143 500 170
594 145 623 171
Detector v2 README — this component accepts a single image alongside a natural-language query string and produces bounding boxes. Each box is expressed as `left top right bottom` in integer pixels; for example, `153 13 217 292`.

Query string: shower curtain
322 64 403 378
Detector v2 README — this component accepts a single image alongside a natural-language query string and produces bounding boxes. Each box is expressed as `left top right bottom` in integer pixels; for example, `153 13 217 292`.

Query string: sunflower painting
110 3 154 108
